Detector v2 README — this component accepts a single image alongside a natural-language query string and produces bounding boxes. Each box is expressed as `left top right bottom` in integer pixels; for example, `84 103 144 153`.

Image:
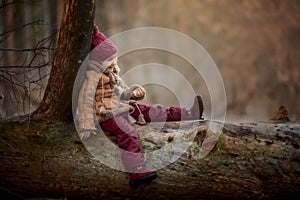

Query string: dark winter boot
186 95 204 120
128 166 157 187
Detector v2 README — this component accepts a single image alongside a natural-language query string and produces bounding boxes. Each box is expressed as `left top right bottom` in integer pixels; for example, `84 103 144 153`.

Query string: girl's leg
130 96 204 122
100 114 157 187
131 104 185 122
100 114 144 171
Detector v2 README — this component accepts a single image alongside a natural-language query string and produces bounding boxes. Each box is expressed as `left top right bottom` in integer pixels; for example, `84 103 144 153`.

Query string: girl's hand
79 129 97 140
132 87 146 99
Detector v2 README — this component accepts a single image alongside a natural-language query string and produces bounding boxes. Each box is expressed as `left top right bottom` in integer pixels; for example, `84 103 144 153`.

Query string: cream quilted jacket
77 61 144 131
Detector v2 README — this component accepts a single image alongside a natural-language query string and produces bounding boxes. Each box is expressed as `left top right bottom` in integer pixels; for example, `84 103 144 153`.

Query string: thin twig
0 136 16 151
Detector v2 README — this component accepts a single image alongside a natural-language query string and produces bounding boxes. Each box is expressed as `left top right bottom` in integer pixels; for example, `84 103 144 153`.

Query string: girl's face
103 57 118 73
105 63 116 73
100 55 118 73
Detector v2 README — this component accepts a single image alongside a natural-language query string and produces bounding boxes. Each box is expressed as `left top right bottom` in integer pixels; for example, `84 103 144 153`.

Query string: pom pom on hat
90 24 117 62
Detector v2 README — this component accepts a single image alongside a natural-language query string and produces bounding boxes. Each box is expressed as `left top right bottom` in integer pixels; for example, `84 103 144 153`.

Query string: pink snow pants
100 104 188 171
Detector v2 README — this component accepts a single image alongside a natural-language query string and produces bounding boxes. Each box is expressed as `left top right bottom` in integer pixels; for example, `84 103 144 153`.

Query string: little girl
77 24 204 187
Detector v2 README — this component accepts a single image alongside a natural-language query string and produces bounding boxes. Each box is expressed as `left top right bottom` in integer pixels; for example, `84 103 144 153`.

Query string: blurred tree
32 0 96 120
0 0 59 118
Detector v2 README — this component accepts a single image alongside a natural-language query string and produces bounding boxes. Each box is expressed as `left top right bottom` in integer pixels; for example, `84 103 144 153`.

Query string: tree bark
32 0 96 120
0 120 299 200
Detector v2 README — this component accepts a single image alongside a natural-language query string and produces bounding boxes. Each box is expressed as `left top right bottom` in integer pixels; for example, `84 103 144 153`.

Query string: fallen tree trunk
0 120 299 200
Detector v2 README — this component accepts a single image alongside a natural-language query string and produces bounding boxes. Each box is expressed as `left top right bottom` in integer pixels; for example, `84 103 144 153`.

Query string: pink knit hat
90 24 117 62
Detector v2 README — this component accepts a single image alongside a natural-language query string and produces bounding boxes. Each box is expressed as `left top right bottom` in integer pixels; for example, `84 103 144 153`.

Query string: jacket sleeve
115 77 131 101
77 70 101 131
112 70 146 101
117 80 145 101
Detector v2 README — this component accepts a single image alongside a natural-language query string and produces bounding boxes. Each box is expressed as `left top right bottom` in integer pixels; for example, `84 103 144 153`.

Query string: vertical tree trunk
33 0 96 120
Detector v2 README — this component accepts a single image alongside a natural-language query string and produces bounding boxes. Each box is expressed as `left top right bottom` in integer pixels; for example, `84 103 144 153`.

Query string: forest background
1 0 299 122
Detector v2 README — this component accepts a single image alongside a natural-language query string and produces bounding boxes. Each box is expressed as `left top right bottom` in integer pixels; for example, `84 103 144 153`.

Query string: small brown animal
270 105 290 121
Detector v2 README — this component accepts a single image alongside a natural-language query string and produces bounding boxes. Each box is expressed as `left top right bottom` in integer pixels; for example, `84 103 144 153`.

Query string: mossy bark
0 120 299 200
